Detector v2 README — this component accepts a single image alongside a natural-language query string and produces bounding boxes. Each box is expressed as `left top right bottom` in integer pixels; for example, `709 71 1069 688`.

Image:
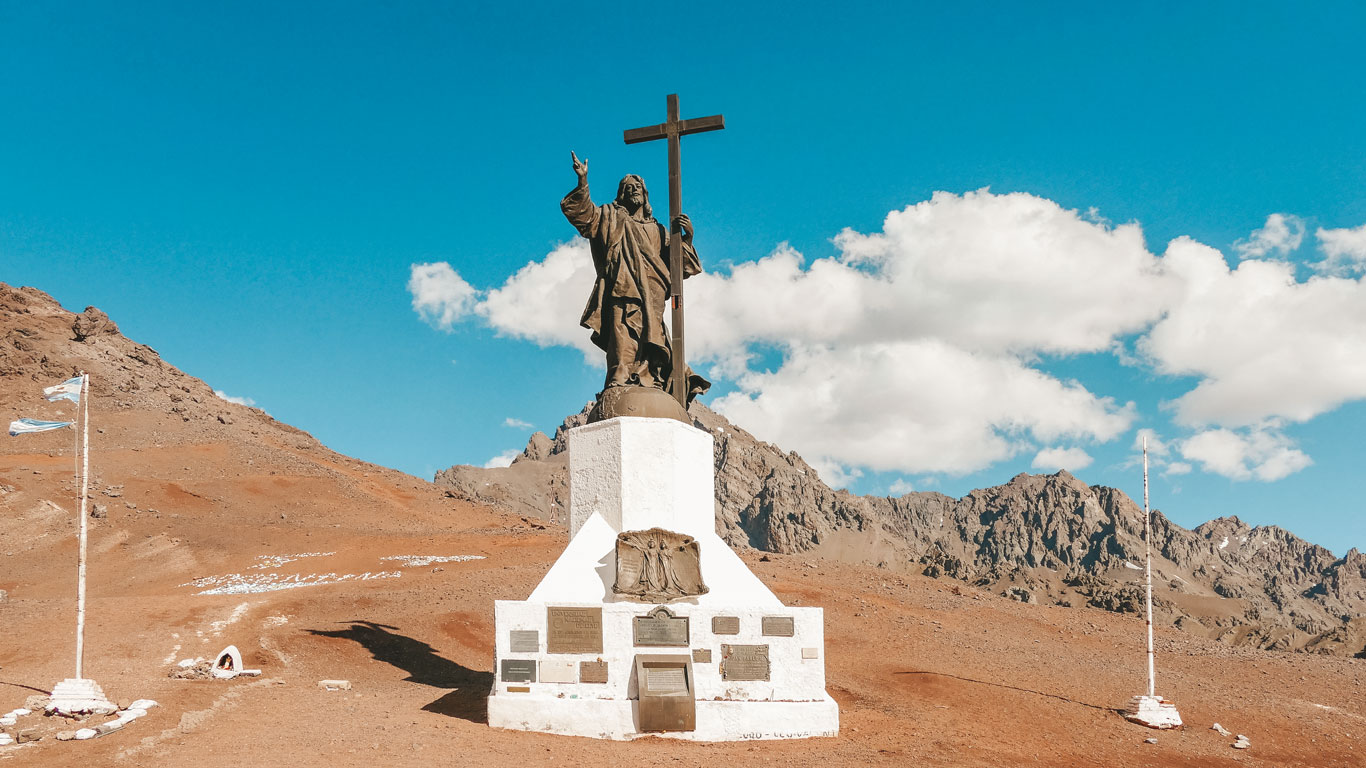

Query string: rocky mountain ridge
436 401 1366 657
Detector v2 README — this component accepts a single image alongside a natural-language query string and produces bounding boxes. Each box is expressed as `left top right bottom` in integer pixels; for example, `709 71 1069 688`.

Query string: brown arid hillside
440 405 1366 659
2 281 1364 768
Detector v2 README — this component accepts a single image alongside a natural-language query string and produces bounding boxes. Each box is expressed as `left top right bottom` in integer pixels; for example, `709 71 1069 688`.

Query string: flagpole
75 372 89 680
1143 436 1155 699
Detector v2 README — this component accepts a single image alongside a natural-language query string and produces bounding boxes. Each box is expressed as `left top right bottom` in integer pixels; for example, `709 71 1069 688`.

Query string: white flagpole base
1123 694 1183 729
47 678 116 716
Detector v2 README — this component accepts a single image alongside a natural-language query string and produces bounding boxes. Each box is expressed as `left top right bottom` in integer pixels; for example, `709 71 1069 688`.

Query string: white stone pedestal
488 417 839 741
47 678 116 716
1123 695 1182 729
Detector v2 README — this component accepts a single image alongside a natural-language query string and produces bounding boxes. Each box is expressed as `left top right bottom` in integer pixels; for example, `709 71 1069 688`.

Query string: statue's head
615 174 651 218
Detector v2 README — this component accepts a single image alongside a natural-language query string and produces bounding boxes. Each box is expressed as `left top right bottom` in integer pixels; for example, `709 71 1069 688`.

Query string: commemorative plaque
692 648 712 663
711 616 740 635
761 616 795 637
500 659 537 683
720 644 770 681
580 660 609 684
547 606 603 653
509 630 539 653
633 606 690 647
540 658 577 683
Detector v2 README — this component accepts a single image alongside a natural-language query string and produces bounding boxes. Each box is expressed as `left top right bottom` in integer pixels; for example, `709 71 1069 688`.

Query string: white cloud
1316 223 1366 276
409 262 478 331
1164 461 1192 476
888 478 915 495
1031 446 1093 471
214 390 255 407
1234 213 1305 260
1178 425 1311 481
476 240 599 361
482 449 519 469
1140 237 1366 427
503 417 532 429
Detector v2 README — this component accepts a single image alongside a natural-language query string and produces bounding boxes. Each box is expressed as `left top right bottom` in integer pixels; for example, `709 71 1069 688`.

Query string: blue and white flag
43 376 83 403
8 418 73 436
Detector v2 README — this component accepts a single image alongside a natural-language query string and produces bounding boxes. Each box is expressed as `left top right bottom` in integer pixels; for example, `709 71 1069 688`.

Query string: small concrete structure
47 678 116 716
212 645 261 678
488 417 838 741
1123 694 1183 729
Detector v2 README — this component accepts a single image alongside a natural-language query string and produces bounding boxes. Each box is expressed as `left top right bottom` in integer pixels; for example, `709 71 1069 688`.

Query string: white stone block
1123 695 1183 729
129 699 158 710
74 728 97 740
540 659 577 683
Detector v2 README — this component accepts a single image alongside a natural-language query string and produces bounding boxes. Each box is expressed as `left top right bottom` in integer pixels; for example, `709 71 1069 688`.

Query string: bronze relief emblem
612 527 708 602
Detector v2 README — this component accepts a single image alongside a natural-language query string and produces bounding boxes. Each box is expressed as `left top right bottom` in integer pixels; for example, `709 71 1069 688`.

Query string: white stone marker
488 416 839 741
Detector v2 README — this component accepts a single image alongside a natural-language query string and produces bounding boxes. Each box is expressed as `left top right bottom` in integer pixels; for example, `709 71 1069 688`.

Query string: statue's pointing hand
672 213 693 244
571 151 588 185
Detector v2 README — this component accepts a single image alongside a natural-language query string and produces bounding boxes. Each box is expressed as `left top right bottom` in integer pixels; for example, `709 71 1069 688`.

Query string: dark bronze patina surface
691 648 712 663
500 659 537 683
720 644 770 681
613 527 708 602
633 606 690 647
761 616 795 637
546 606 603 654
580 660 609 684
634 653 696 732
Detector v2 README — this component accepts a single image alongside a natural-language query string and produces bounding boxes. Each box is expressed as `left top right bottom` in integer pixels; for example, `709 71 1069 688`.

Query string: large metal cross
624 94 724 408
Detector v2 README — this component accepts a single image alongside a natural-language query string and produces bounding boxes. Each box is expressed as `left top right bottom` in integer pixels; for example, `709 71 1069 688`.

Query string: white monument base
1123 695 1183 729
489 692 840 741
487 417 839 741
47 678 116 716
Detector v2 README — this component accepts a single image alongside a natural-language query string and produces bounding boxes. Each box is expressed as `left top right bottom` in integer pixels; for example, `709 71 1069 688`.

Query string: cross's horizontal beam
623 114 726 145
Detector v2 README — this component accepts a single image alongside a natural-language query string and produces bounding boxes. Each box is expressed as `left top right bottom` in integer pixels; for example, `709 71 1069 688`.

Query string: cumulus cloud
1140 237 1366 427
1178 424 1311 481
504 417 532 429
1234 213 1304 260
214 390 256 407
483 449 519 469
888 478 915 496
1031 446 1093 471
409 262 478 331
476 240 599 360
1316 223 1366 276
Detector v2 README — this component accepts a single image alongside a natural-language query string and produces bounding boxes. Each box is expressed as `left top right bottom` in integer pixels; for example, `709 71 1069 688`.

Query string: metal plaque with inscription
580 660 609 684
634 606 690 647
509 630 539 653
692 648 712 663
720 644 770 681
645 666 689 694
500 659 537 683
547 606 603 653
711 615 740 635
762 616 795 637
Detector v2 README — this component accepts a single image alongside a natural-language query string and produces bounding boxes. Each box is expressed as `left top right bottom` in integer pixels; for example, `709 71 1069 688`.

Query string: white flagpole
1143 436 1155 698
75 372 90 679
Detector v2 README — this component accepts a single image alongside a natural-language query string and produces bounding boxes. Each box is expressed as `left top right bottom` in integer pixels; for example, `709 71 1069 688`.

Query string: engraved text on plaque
547 607 603 653
720 644 770 681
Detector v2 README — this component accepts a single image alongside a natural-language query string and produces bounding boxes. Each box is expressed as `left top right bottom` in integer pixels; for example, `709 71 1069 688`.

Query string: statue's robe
561 183 710 401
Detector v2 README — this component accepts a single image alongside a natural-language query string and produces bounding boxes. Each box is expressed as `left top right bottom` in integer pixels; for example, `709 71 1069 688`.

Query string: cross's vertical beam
665 95 685 408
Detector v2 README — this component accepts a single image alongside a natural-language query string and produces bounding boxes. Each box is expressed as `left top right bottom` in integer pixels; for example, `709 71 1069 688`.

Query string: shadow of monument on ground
307 620 492 723
895 670 1114 712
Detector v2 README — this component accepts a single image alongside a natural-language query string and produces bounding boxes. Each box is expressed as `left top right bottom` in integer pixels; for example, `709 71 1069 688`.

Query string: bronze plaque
634 606 689 647
500 659 536 683
691 648 712 663
509 630 539 652
547 606 603 653
720 644 770 681
612 528 709 603
762 616 795 637
580 660 609 684
711 615 740 635
506 685 530 693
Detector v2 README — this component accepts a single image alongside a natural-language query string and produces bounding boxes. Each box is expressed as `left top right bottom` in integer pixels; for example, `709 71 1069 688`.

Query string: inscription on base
509 630 539 653
634 606 690 647
761 616 795 637
711 616 740 635
692 648 712 663
580 660 609 684
547 607 603 653
720 644 770 681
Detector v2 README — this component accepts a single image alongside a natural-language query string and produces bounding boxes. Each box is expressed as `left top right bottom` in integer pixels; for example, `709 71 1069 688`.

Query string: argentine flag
44 376 83 403
8 419 73 436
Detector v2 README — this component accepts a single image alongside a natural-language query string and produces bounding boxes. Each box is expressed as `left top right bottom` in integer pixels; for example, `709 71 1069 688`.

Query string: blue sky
4 2 1365 555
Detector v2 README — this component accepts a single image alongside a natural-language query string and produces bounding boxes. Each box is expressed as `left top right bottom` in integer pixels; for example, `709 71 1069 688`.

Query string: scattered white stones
1212 722 1232 737
319 679 351 691
248 552 335 569
0 734 11 746
1232 734 1251 750
1144 737 1158 744
181 571 401 595
0 715 14 727
380 554 485 568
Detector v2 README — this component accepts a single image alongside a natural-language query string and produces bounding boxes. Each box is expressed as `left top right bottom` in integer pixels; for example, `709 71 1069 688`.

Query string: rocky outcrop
434 399 1366 657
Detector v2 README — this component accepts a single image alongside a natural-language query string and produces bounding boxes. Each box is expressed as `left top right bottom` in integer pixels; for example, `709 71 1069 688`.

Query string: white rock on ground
74 728 97 740
129 699 158 709
1212 722 1232 736
1233 735 1251 750
0 734 13 746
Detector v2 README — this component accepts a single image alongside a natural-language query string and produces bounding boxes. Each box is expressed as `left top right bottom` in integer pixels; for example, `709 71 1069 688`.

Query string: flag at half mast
8 418 73 436
44 376 83 403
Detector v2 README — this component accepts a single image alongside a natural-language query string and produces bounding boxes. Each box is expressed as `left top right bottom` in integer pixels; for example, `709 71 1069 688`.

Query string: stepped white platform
487 416 839 741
